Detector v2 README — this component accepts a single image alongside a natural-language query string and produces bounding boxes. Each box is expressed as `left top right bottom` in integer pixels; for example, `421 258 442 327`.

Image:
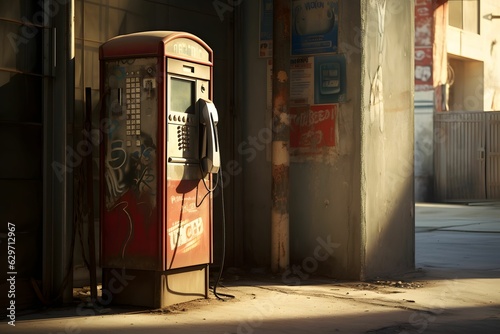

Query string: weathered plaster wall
361 0 415 278
240 0 273 267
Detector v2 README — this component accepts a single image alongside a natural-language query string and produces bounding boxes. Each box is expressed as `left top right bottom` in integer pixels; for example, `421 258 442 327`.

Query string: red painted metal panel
165 179 212 270
99 57 161 270
101 190 160 269
100 31 213 65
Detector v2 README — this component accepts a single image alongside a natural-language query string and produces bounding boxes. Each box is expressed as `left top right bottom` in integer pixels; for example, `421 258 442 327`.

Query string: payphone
99 31 220 308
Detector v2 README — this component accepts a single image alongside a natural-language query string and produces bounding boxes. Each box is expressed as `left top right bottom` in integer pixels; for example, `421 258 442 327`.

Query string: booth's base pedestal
102 264 209 308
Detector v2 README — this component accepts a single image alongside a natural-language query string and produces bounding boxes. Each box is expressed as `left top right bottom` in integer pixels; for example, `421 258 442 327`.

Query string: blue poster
259 0 273 57
292 0 339 55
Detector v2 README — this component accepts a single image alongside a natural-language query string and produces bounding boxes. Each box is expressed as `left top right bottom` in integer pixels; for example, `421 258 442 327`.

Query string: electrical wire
201 165 219 193
210 166 235 300
196 165 220 208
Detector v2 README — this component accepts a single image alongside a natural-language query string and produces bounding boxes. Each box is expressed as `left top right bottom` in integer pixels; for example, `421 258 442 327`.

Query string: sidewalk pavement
3 202 500 333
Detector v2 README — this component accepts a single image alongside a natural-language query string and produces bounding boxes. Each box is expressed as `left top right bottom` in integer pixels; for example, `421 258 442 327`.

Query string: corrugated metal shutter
434 112 486 201
487 113 500 198
435 111 500 202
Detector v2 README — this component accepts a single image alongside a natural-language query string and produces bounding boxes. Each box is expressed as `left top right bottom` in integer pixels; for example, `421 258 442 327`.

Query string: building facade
414 0 500 201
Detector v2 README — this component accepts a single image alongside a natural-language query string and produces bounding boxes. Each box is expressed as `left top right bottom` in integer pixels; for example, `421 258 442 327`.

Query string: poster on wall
290 56 315 105
290 104 337 157
291 0 339 55
268 54 345 159
290 54 346 104
415 0 433 91
259 0 273 57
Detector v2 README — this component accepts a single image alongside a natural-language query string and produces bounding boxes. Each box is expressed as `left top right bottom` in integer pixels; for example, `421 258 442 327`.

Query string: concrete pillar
241 0 414 280
360 0 415 279
289 0 415 280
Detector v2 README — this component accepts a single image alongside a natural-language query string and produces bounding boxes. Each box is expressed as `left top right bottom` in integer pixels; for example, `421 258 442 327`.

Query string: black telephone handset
199 98 220 176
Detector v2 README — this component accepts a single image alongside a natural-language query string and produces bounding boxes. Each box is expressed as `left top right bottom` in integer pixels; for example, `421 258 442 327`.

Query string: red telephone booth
99 31 220 307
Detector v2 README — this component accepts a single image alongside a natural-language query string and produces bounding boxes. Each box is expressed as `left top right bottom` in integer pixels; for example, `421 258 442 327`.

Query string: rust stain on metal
273 95 286 114
275 4 290 38
272 164 289 212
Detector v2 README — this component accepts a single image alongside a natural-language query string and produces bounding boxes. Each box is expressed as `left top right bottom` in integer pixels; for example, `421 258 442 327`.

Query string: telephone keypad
125 73 142 147
176 125 191 152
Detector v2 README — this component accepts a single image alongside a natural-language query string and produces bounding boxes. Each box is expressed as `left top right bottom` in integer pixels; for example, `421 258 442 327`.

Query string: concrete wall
0 1 45 309
448 57 484 111
361 0 415 278
288 0 363 280
414 90 434 201
239 0 273 267
241 0 414 280
446 0 500 110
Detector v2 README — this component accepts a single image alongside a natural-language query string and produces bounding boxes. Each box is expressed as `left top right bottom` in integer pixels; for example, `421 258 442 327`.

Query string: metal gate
434 111 500 202
487 113 500 198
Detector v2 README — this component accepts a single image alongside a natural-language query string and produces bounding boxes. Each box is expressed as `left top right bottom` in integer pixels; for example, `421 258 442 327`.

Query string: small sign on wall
313 54 346 103
290 54 346 105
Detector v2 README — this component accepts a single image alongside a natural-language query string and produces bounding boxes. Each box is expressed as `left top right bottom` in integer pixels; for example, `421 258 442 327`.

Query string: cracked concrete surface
2 203 500 333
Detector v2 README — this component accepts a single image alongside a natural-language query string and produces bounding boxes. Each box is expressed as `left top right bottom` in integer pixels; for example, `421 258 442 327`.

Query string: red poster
290 104 336 155
415 0 433 91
